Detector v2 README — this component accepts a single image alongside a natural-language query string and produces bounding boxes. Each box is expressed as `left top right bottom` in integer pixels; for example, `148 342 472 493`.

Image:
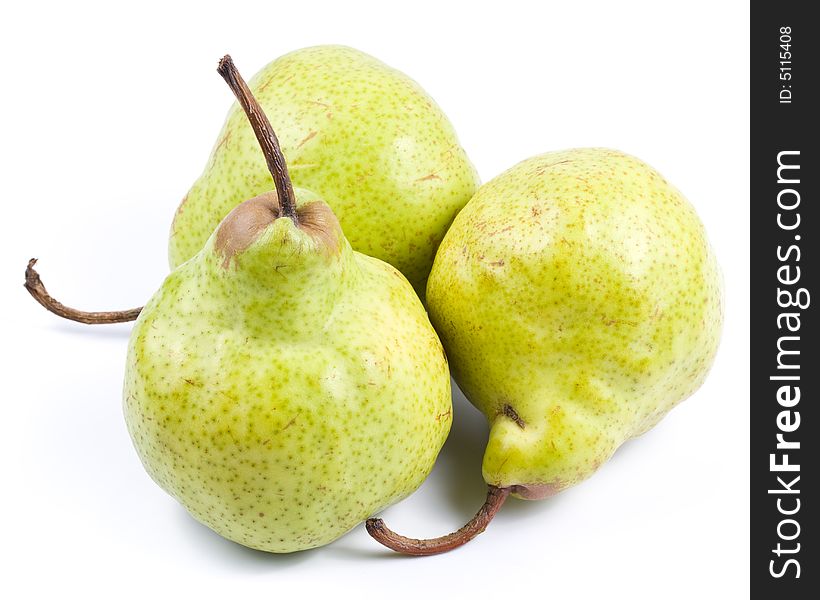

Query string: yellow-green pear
170 45 479 294
124 57 451 553
367 148 723 555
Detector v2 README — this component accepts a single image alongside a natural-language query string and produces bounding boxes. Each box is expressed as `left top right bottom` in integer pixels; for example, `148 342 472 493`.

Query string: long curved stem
216 55 298 222
24 259 142 324
366 485 510 556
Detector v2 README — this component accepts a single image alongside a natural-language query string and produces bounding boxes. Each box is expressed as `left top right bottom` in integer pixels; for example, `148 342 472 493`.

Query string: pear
170 45 479 294
367 148 723 555
25 46 478 322
123 57 451 552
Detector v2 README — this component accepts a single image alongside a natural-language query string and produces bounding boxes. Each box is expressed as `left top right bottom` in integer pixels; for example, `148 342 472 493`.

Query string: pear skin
125 193 450 552
124 56 451 553
170 46 479 294
368 148 723 554
430 149 722 497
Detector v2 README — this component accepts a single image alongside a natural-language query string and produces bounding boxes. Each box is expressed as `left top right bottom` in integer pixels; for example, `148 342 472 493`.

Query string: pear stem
24 259 142 324
365 485 510 556
217 55 298 222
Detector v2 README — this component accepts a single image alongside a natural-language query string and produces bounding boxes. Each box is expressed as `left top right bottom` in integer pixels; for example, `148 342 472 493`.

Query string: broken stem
365 485 510 556
24 259 142 324
216 55 298 222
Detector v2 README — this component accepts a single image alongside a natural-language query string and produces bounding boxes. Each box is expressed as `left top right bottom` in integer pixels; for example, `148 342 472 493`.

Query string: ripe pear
367 148 723 555
123 57 451 553
169 45 479 294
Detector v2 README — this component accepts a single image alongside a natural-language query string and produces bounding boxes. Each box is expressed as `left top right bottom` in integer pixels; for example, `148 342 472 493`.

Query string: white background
0 1 749 598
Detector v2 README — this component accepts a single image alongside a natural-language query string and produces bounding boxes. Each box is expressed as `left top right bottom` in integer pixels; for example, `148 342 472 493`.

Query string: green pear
123 57 451 553
367 148 723 555
169 45 479 294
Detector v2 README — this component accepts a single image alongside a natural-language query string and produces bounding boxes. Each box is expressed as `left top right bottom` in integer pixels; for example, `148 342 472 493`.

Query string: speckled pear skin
427 148 723 499
126 193 451 552
169 45 480 294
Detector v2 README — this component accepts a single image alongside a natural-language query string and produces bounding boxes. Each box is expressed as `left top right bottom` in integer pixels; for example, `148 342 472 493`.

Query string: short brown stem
24 259 142 324
366 485 510 556
216 55 298 222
